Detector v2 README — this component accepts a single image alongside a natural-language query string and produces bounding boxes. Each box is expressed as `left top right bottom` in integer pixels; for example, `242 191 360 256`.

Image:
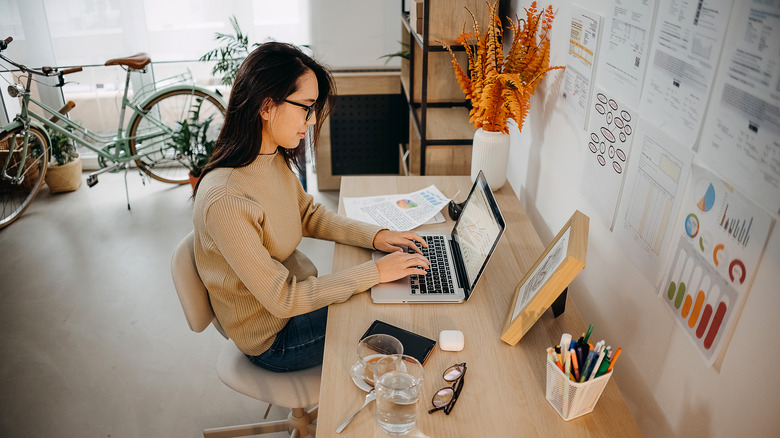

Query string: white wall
309 0 401 69
504 1 780 437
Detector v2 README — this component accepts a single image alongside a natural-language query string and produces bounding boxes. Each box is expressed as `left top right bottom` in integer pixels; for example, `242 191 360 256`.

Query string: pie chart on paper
396 199 418 209
697 183 716 212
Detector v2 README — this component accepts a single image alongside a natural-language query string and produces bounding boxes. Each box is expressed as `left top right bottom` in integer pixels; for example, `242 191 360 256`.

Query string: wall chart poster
613 118 693 285
563 5 602 128
698 1 780 214
659 165 774 365
581 87 637 229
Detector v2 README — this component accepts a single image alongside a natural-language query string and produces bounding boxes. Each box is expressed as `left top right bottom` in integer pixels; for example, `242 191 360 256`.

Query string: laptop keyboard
409 235 454 294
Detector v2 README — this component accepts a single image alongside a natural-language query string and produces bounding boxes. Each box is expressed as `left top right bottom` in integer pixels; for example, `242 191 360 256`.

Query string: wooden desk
318 176 641 437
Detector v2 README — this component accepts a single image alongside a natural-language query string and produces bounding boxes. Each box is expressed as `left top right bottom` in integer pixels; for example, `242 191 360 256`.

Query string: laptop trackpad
371 251 413 300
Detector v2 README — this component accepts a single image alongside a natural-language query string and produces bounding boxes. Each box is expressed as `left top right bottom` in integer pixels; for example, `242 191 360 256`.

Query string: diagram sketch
581 87 637 229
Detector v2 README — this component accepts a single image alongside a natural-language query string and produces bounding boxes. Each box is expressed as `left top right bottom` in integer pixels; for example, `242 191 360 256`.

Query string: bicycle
0 36 227 229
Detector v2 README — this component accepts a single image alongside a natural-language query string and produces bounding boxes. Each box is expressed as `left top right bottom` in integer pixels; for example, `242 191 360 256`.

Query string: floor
0 164 339 437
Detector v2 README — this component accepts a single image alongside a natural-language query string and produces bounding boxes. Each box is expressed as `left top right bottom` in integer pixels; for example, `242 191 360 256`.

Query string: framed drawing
501 211 590 346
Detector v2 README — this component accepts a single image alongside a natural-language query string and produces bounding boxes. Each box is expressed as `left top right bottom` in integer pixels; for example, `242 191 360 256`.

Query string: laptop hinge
449 238 468 292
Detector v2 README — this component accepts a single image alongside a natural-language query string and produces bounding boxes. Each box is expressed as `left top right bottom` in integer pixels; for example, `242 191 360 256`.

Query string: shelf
407 107 474 175
414 107 473 141
400 0 493 175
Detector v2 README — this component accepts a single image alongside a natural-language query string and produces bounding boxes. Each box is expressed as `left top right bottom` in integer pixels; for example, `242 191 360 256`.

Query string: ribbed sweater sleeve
204 194 378 318
296 181 383 248
193 153 383 356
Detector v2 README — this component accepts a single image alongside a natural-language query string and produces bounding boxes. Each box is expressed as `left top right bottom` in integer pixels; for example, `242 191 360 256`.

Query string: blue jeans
246 306 328 372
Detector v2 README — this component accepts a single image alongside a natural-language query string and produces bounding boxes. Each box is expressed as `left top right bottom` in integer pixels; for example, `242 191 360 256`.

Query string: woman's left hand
373 230 427 255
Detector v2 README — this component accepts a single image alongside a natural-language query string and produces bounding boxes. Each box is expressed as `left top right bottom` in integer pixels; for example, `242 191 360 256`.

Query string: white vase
470 128 510 190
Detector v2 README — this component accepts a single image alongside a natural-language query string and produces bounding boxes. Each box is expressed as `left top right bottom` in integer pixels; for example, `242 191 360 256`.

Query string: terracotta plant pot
188 172 199 190
45 155 82 193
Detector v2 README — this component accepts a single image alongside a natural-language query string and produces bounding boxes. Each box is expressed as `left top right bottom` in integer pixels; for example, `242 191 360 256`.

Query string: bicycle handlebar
1 37 83 86
0 36 12 51
60 67 83 75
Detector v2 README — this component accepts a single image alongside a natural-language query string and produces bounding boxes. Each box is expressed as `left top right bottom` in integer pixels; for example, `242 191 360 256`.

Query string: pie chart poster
660 165 774 365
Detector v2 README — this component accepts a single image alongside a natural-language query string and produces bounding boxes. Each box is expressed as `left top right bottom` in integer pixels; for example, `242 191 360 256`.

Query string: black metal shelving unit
400 1 471 175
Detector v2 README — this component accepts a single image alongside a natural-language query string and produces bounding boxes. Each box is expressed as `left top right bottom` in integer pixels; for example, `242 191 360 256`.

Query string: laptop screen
452 172 506 295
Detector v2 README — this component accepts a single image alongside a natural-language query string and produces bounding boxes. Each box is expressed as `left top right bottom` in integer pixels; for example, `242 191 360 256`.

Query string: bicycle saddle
105 53 151 70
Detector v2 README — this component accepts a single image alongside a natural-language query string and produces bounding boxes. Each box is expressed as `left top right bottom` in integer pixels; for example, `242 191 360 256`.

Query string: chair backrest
171 231 226 336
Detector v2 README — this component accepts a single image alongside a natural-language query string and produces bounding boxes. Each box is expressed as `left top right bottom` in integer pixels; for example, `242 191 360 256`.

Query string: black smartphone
361 320 436 365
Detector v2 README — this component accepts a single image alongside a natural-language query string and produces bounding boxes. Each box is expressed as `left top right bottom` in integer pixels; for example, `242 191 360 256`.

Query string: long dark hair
194 41 335 195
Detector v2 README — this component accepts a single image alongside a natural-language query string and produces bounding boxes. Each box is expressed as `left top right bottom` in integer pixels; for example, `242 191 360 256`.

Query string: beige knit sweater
193 152 382 356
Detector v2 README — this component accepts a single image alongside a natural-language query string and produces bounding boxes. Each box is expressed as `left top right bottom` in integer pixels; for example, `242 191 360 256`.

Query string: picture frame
500 211 590 346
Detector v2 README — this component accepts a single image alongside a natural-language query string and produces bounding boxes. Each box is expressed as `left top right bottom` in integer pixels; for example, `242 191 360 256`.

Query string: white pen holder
545 355 612 421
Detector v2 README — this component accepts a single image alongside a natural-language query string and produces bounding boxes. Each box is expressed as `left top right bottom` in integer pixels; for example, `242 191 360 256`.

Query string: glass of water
373 355 424 436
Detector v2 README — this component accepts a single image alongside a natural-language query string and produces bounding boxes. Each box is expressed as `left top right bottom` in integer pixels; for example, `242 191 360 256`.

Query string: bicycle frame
4 67 206 168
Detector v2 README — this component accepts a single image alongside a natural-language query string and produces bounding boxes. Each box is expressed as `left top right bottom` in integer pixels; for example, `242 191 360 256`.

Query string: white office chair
171 231 320 438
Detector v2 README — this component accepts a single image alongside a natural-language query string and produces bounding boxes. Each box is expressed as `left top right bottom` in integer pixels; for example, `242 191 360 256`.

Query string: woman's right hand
375 251 430 283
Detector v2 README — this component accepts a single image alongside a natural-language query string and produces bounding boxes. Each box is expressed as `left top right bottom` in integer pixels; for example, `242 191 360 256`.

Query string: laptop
371 171 506 303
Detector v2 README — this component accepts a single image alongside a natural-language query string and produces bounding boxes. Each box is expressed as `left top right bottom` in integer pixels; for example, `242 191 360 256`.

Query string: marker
606 347 622 373
564 347 572 380
570 348 580 381
575 343 586 370
584 323 594 342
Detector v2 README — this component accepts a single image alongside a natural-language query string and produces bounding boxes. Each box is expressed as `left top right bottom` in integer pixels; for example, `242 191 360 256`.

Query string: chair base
204 406 318 438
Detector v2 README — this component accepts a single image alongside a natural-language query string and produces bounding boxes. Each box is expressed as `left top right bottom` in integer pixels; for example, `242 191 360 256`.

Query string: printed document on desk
343 185 450 231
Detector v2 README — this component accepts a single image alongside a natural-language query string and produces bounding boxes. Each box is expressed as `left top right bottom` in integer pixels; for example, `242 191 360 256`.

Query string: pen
580 350 596 382
584 323 594 342
589 349 605 381
606 347 622 373
570 348 580 381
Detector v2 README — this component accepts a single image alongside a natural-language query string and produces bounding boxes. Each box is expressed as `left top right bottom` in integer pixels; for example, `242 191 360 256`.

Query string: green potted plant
200 15 261 86
45 125 82 193
171 98 217 188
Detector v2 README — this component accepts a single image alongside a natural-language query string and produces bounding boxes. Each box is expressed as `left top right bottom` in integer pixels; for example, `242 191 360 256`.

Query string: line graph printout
659 165 774 365
614 119 693 284
454 185 502 284
581 87 637 229
596 0 657 108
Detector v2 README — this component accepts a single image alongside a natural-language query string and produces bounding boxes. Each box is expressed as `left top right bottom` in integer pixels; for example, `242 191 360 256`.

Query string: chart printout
563 5 602 128
614 119 693 284
640 0 733 148
698 1 780 213
659 165 773 365
596 0 657 108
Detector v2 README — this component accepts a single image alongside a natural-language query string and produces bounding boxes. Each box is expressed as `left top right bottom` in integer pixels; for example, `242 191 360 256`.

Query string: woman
193 42 429 372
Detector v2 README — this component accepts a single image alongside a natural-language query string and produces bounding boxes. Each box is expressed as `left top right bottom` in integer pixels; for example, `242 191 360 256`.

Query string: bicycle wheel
0 126 49 229
128 88 226 184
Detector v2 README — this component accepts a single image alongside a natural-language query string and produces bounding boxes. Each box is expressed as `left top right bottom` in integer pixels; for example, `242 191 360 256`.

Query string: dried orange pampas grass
443 1 563 133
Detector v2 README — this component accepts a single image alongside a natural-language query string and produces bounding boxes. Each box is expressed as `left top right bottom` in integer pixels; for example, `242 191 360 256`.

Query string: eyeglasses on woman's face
283 99 316 121
428 362 466 415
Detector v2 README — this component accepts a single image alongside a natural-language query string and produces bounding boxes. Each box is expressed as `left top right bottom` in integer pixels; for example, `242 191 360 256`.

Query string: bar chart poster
659 165 773 365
